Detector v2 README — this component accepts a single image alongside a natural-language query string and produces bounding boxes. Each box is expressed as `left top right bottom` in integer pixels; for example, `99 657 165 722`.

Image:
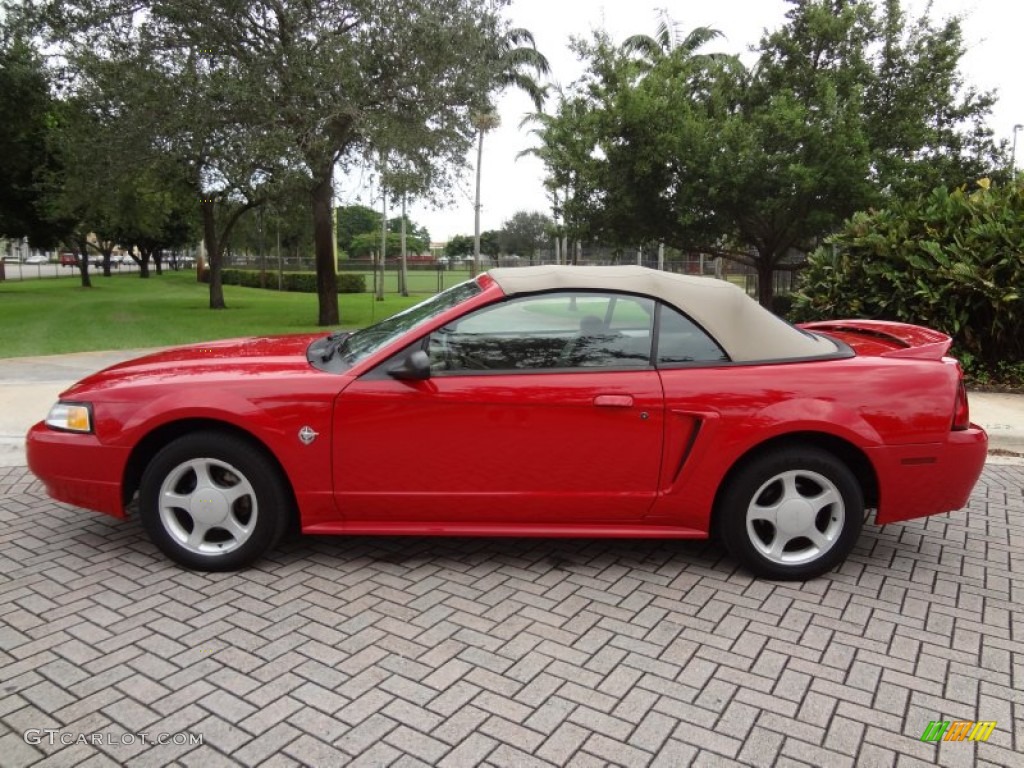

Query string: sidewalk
1 349 1022 467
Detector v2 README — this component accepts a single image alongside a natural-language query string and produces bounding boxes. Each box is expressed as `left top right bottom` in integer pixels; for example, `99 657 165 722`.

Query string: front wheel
139 431 290 571
717 447 863 580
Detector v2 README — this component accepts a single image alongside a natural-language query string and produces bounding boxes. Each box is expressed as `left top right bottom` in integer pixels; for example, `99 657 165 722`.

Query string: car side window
656 304 729 365
428 292 655 373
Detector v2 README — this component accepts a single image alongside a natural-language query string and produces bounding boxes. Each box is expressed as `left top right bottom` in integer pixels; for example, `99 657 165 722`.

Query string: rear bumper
868 425 988 524
26 422 128 518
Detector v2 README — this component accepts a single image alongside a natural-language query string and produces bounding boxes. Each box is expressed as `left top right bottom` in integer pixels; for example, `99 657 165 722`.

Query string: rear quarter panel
653 355 961 529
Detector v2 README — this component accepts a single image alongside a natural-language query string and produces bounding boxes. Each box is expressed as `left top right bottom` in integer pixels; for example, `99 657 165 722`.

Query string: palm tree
517 105 573 264
472 28 549 276
622 9 724 67
472 109 501 274
620 11 725 270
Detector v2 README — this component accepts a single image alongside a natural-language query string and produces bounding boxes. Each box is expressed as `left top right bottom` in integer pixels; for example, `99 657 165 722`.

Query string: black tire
717 447 863 580
138 431 291 571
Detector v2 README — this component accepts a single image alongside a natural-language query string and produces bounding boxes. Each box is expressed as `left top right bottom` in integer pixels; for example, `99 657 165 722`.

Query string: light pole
1013 124 1023 178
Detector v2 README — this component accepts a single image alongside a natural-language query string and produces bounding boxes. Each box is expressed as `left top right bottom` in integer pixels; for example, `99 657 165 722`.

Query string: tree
622 9 724 67
387 215 429 249
0 31 64 248
445 234 473 258
338 205 383 256
472 27 550 276
704 0 879 306
110 167 197 278
498 211 552 263
25 2 276 303
534 0 1004 307
350 231 426 258
32 0 506 324
479 230 501 260
715 0 1001 306
518 85 608 263
40 95 121 287
862 0 1003 198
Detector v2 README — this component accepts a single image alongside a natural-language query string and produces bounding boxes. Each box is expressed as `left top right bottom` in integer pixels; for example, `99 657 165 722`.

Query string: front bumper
868 425 988 524
26 422 129 518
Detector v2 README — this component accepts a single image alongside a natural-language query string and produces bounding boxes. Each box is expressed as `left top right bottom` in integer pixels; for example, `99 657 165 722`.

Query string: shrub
793 180 1024 367
219 269 365 294
336 273 366 293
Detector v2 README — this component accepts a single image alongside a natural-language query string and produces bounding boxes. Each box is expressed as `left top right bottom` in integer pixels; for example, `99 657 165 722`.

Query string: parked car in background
165 253 196 269
25 254 50 265
26 266 987 579
60 252 103 267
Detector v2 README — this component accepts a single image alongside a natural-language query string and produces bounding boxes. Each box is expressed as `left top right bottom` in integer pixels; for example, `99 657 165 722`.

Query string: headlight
45 402 93 433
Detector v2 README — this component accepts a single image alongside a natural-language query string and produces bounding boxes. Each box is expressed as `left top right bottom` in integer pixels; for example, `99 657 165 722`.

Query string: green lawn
0 271 429 358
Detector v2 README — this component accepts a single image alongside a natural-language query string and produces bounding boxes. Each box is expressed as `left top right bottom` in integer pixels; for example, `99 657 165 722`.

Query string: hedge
211 268 365 294
793 180 1023 368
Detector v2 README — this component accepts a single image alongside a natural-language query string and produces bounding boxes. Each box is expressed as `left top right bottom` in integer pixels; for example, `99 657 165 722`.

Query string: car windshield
341 279 482 365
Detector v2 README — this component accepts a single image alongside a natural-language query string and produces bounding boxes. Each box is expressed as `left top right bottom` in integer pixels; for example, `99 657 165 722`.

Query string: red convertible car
27 266 987 579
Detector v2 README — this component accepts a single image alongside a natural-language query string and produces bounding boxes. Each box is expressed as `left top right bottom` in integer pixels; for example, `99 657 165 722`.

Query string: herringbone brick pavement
0 464 1021 766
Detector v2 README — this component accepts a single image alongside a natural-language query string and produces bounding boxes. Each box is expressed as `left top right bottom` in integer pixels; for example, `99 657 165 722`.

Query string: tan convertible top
487 265 838 362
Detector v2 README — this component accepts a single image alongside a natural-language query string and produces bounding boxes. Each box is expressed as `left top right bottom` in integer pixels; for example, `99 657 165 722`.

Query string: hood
61 333 328 397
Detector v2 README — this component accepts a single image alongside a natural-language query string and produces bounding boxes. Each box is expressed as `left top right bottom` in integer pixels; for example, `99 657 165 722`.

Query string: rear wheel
718 447 863 580
139 431 290 570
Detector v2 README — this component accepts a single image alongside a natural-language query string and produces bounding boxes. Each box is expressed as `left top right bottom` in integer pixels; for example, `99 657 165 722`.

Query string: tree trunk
310 171 339 326
202 200 226 309
138 245 152 278
75 237 92 288
100 244 114 277
400 195 409 297
472 129 484 278
377 161 386 302
756 256 775 309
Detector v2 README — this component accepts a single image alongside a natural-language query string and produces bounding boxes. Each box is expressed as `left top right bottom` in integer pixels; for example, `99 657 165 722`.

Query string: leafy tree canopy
27 0 512 321
337 205 383 255
0 30 62 247
498 210 552 257
527 0 1005 306
350 230 427 258
445 234 473 257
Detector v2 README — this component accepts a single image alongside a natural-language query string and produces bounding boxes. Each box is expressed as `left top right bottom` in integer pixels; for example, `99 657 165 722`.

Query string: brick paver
0 465 1021 766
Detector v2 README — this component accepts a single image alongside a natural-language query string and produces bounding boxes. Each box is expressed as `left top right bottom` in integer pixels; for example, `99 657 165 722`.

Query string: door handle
594 395 634 407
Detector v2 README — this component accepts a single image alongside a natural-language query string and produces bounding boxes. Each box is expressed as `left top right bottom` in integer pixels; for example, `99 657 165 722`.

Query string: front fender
101 386 337 522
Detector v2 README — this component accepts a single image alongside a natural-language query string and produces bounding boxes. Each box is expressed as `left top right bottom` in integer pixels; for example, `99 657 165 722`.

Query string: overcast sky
347 0 1024 243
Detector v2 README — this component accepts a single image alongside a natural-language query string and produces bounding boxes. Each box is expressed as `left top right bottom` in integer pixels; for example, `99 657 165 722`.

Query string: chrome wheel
745 469 844 566
157 457 258 556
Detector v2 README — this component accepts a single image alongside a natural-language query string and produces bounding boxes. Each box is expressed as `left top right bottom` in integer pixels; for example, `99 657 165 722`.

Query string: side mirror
388 349 431 380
